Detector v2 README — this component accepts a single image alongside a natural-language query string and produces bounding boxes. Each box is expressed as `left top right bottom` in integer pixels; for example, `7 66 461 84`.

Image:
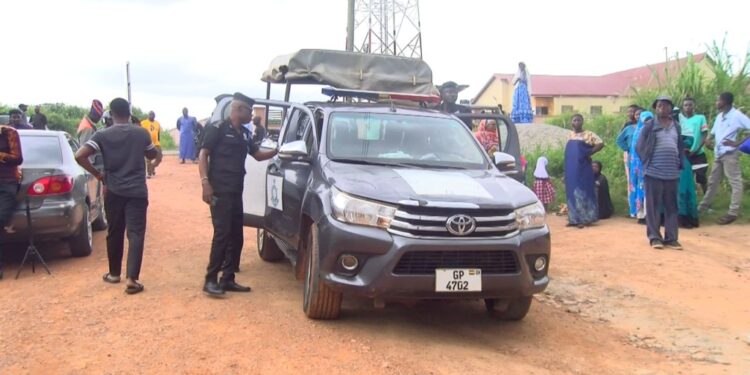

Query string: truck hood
322 161 538 209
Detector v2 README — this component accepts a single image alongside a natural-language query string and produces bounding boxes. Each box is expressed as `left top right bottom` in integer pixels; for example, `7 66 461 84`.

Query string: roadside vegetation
0 103 176 150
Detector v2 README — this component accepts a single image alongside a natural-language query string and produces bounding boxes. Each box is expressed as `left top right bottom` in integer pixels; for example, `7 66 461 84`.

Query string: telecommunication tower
346 0 423 59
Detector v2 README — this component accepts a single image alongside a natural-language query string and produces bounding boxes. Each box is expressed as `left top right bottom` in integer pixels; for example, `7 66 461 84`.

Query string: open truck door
455 111 524 183
231 98 315 230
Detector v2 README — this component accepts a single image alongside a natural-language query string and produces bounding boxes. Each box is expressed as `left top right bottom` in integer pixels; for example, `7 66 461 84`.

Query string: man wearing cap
0 122 23 280
8 109 32 130
636 95 685 250
436 81 470 114
77 99 104 145
698 92 750 225
436 81 472 129
75 98 158 295
198 92 278 297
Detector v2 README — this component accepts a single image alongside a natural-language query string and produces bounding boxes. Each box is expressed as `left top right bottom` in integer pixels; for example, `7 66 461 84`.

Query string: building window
561 105 574 113
536 107 549 116
590 106 603 116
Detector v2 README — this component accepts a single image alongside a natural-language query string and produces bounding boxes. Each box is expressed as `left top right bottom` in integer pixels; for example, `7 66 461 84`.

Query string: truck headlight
515 201 546 231
331 188 396 229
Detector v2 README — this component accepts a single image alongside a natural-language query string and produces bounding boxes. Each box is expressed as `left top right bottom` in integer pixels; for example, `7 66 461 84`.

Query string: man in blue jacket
636 95 685 250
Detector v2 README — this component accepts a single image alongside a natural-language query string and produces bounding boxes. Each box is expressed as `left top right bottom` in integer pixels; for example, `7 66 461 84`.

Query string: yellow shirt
140 119 161 147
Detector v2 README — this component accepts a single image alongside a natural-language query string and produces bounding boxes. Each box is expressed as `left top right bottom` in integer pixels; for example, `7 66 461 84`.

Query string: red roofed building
473 54 709 122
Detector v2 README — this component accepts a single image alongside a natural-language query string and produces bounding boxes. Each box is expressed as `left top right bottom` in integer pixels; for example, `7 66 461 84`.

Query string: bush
159 130 176 150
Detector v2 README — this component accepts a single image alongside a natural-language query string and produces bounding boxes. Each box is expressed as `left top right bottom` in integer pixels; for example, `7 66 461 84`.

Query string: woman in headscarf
532 156 555 211
678 135 700 228
564 114 604 228
628 110 652 223
474 119 500 154
511 62 534 124
592 161 614 220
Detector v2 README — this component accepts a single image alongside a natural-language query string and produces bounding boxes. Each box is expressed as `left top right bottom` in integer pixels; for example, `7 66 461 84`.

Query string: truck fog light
534 256 547 272
340 254 359 271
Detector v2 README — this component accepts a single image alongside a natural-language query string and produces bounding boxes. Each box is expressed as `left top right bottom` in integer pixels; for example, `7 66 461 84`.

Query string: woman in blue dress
511 62 534 124
564 114 604 228
177 107 198 163
628 110 653 223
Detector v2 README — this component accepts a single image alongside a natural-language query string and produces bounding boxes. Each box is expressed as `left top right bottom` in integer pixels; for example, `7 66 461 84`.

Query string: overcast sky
4 0 749 128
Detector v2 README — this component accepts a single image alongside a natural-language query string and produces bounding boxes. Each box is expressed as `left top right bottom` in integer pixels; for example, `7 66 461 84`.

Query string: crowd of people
1 87 748 288
524 93 750 251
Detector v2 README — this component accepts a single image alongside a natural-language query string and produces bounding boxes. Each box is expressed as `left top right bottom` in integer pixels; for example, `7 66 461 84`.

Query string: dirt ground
1 155 749 375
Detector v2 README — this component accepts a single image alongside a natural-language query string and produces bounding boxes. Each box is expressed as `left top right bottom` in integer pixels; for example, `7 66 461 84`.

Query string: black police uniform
201 120 259 285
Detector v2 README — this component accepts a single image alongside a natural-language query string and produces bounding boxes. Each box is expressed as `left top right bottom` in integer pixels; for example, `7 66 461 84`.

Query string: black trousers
206 192 243 283
644 176 679 243
688 153 708 193
0 183 19 271
105 191 148 280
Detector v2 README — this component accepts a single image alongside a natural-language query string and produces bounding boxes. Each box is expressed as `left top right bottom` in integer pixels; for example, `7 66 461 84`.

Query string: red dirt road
1 155 749 374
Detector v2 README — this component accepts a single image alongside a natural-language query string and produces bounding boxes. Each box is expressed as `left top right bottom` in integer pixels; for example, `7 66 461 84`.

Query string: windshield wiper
393 162 465 170
331 158 467 170
330 158 397 167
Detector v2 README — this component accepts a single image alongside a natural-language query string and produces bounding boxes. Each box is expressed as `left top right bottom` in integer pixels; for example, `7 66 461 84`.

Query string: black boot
203 280 225 297
220 280 251 292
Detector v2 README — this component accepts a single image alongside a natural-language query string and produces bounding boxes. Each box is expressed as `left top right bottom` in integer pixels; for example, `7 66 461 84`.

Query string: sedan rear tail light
27 176 74 196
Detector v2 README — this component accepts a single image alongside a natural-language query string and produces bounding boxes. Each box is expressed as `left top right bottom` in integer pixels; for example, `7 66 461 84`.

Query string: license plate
435 269 482 292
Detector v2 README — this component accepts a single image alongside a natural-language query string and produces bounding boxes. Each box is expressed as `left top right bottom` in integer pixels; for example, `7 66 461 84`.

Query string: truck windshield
327 112 488 169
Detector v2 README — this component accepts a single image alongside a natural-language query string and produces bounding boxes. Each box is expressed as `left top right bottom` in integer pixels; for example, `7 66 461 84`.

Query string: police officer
199 93 277 297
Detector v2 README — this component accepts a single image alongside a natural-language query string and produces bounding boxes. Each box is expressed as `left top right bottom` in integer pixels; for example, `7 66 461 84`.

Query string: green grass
524 113 750 225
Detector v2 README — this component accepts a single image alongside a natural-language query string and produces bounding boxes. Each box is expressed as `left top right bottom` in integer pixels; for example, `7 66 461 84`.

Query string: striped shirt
645 122 680 180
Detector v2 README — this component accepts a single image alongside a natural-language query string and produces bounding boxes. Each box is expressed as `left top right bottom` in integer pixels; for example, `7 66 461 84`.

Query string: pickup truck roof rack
321 87 441 105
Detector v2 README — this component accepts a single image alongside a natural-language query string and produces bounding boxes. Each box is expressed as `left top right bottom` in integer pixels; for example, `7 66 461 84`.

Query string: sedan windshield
327 112 488 169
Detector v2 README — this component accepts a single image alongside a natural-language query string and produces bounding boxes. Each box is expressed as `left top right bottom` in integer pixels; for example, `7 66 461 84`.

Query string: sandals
103 273 144 294
125 282 145 295
103 273 121 284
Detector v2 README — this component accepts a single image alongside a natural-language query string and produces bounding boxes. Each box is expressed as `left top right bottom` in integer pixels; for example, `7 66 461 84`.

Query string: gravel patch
516 124 570 153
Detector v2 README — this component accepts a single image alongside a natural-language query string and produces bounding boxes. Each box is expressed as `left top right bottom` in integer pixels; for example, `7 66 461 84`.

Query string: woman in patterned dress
564 114 604 228
511 62 534 124
628 110 653 223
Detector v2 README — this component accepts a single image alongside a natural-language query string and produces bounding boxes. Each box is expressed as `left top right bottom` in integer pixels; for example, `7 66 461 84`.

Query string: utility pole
346 0 355 52
126 61 132 105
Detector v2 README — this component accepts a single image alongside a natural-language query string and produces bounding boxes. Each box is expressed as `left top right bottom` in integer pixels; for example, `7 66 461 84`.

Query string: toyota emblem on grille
446 214 477 236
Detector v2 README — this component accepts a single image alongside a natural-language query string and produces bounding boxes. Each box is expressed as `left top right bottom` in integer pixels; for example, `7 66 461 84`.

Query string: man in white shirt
698 92 750 224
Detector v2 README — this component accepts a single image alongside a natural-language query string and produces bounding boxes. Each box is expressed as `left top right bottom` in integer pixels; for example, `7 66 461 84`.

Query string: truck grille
393 250 520 275
388 207 518 238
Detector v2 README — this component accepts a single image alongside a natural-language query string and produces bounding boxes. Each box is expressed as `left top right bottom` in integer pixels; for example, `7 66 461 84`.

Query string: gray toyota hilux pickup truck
218 50 550 321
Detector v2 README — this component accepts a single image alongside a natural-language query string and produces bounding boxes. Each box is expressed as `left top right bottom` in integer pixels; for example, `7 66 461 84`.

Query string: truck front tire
302 223 342 320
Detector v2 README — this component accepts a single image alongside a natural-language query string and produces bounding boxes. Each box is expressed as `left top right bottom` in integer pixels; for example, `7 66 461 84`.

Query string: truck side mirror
493 152 518 174
278 140 309 162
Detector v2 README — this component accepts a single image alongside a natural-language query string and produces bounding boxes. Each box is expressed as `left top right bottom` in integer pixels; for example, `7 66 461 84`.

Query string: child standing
532 156 555 211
